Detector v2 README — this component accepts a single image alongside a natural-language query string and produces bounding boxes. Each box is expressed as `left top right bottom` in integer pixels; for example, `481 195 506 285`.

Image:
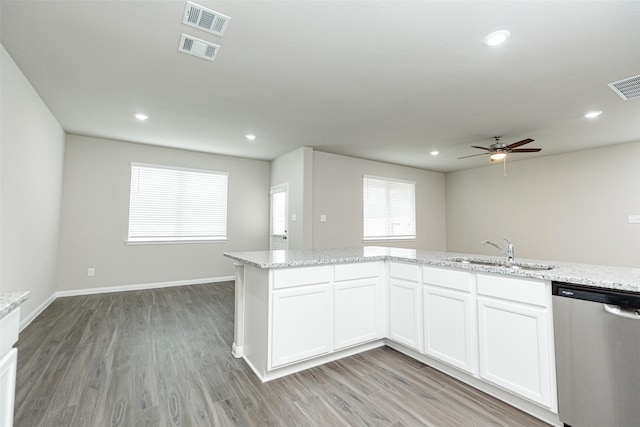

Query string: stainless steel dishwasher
552 281 640 427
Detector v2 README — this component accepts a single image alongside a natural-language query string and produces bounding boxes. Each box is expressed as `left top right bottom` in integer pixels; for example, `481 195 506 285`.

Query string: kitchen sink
443 257 555 271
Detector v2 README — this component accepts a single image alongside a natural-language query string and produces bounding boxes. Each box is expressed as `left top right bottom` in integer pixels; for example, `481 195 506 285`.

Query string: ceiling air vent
178 34 220 61
183 2 230 37
608 75 640 100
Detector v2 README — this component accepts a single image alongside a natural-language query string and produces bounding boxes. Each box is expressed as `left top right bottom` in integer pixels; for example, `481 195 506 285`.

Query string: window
363 175 416 241
270 185 287 236
128 163 228 243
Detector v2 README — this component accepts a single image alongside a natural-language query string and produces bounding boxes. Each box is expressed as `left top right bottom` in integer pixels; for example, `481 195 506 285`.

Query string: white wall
1 45 65 321
270 147 313 249
56 135 270 291
312 151 447 250
446 141 640 268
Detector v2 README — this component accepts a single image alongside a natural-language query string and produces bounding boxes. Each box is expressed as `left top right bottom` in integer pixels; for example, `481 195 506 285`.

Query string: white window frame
363 174 416 241
127 162 229 244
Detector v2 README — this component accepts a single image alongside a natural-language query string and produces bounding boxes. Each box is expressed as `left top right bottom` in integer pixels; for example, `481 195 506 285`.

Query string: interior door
270 184 288 250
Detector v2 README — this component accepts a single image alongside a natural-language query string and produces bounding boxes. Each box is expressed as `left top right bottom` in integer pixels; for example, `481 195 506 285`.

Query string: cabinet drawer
423 266 471 292
477 274 547 307
0 308 20 356
273 265 332 289
334 262 379 281
389 262 420 282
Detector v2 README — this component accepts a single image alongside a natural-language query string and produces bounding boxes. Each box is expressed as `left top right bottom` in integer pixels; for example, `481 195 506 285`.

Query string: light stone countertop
0 291 30 320
224 246 640 293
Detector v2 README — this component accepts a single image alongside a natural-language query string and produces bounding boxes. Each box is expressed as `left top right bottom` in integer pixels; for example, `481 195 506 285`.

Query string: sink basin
443 257 554 271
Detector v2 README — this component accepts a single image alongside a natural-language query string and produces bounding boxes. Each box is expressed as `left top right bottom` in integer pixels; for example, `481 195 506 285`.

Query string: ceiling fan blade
506 138 534 149
458 153 490 159
471 145 491 151
511 148 542 153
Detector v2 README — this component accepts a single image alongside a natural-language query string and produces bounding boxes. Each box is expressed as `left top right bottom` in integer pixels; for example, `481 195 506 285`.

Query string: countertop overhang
224 246 640 293
0 291 30 320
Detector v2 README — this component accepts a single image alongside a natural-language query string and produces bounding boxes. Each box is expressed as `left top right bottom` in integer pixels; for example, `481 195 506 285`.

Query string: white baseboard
19 276 233 331
384 339 562 427
19 292 56 332
232 343 243 358
55 276 234 298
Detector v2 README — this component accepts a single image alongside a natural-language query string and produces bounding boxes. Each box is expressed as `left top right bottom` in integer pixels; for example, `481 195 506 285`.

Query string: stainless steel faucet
482 237 514 262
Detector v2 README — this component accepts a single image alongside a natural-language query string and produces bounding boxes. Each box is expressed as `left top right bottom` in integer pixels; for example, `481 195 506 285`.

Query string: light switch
628 215 640 224
320 215 327 222
291 214 297 222
88 267 95 276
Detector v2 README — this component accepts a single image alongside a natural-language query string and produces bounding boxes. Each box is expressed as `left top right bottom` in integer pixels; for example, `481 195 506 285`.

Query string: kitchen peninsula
224 246 640 426
1 291 29 427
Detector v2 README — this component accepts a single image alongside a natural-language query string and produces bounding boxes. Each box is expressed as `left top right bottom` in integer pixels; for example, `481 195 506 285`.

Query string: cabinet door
334 278 381 350
477 296 552 408
271 284 332 368
388 279 421 350
423 286 477 374
0 348 17 427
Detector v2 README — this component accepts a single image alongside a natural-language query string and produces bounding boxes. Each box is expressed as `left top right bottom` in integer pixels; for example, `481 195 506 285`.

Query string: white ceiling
1 1 639 172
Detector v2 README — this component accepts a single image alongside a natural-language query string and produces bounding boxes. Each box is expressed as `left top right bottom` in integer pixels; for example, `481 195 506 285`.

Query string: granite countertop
0 291 30 320
224 246 640 293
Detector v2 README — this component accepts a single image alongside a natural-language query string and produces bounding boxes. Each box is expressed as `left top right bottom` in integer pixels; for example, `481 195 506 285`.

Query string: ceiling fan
459 137 542 161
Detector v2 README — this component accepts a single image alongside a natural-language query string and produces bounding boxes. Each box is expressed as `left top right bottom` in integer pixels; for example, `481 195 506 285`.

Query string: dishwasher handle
603 303 640 319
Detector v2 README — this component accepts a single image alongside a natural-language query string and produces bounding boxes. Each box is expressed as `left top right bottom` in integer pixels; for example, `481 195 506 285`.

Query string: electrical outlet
628 215 640 224
88 267 95 277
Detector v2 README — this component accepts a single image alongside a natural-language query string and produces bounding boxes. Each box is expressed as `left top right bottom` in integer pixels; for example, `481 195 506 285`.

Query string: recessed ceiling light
245 134 256 141
135 113 149 121
483 30 510 47
430 150 439 156
584 110 603 119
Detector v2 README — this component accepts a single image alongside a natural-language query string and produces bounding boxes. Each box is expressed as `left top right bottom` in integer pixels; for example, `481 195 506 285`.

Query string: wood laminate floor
14 281 550 426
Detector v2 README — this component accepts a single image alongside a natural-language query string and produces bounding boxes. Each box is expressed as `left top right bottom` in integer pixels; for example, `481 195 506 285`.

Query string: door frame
270 183 289 250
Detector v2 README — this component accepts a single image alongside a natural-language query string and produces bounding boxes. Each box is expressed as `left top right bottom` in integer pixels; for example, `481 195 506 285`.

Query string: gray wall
270 147 313 249
1 45 65 322
312 151 447 250
446 141 640 268
56 135 270 291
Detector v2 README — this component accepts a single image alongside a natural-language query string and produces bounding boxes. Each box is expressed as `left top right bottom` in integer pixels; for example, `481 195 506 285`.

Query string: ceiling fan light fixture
483 30 510 46
459 137 540 161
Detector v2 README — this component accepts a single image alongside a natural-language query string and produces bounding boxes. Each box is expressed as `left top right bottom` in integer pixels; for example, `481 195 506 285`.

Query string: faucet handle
502 237 514 261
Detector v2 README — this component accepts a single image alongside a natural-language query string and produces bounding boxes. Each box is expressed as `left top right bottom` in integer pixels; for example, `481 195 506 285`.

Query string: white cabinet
0 349 17 427
269 262 383 369
239 256 557 419
477 274 555 410
0 307 20 427
271 283 333 368
388 263 421 350
422 267 476 374
334 262 384 350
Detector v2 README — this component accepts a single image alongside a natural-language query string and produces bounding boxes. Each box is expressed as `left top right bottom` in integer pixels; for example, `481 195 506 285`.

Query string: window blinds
128 163 228 242
363 175 416 240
